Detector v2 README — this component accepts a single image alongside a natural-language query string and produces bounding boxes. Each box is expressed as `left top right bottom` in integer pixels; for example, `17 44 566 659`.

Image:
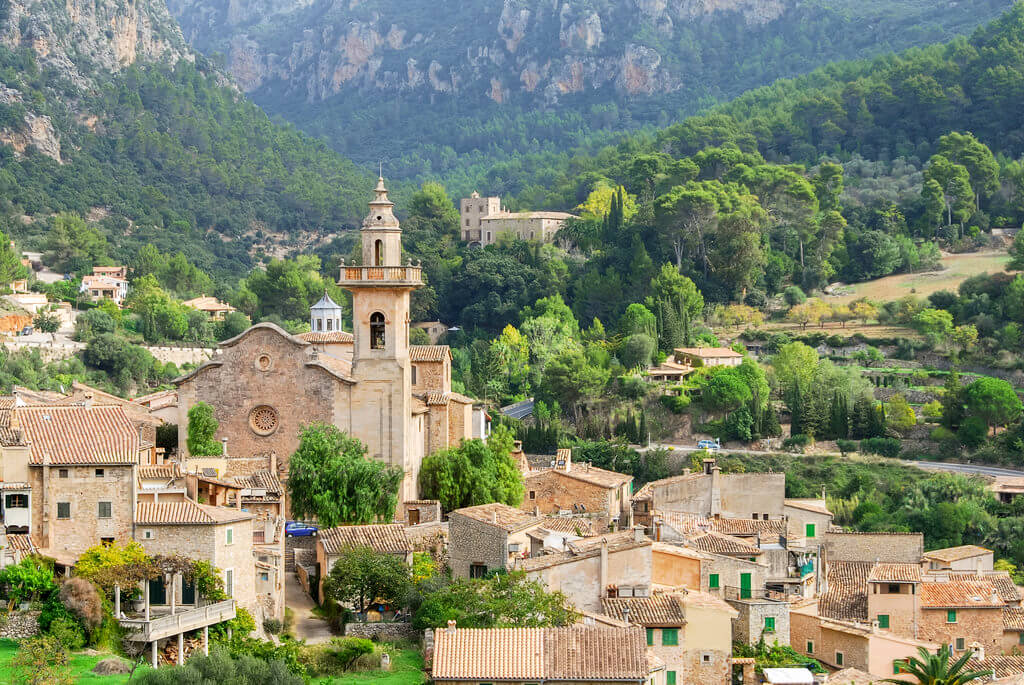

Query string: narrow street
285 573 333 644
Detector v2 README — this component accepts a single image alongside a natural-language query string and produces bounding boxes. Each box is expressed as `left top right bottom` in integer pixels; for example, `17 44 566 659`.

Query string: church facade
175 178 483 504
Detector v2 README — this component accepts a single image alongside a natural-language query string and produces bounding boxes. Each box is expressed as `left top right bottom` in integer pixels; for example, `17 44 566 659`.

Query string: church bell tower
337 176 423 500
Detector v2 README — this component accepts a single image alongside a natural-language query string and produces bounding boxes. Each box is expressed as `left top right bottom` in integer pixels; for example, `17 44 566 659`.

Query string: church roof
311 291 341 311
411 345 451 362
299 331 353 344
218 322 309 349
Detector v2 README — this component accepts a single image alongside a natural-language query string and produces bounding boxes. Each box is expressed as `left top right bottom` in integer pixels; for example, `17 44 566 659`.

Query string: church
175 177 487 504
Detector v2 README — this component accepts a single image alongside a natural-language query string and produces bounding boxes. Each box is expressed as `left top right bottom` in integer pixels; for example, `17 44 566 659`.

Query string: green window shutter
877 614 889 629
709 573 719 589
662 628 679 646
836 652 844 666
947 609 957 623
666 672 676 685
764 617 775 632
805 523 815 538
806 641 814 654
956 638 965 650
1019 633 1024 646
893 661 902 675
646 628 653 646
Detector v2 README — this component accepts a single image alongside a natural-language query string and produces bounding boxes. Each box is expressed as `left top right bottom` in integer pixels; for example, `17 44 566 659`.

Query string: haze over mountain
165 0 1017 193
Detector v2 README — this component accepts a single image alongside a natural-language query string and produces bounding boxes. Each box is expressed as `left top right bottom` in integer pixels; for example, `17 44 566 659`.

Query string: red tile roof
319 523 409 555
920 580 1004 608
20 405 139 465
690 531 761 557
601 595 686 627
657 511 785 537
1005 607 1024 631
451 502 541 532
949 571 1021 604
431 626 650 681
923 545 992 563
410 345 451 362
820 561 872 622
868 563 922 583
298 331 353 343
135 500 252 525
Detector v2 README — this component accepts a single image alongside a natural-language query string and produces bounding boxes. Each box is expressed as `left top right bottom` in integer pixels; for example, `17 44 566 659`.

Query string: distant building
80 266 129 305
460 192 575 247
672 347 743 369
411 321 449 344
182 295 236 321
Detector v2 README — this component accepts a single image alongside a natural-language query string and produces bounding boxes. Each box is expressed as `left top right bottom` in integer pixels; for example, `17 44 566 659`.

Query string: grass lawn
0 638 152 683
314 647 425 685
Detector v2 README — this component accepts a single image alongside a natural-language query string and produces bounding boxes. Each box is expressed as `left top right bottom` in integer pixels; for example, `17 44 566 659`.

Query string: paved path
285 573 333 644
909 460 1024 478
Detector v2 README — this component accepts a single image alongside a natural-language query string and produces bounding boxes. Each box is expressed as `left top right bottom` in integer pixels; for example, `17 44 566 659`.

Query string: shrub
957 416 988 449
930 426 956 442
859 437 902 459
331 637 374 671
59 577 102 631
135 647 304 685
783 434 812 452
263 618 283 635
922 400 943 420
836 439 857 456
659 394 690 414
783 286 807 306
48 617 86 650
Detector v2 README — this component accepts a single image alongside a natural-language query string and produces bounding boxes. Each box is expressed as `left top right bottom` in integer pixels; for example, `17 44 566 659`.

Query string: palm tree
885 645 992 685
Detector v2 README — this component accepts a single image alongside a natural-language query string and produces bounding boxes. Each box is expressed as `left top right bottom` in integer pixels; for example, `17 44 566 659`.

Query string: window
764 617 776 633
646 628 653 646
58 469 68 479
469 564 487 579
225 528 234 545
259 573 269 582
100 537 114 546
661 628 678 646
805 523 815 538
1019 633 1024 646
836 652 844 667
701 653 713 665
316 318 323 331
98 501 112 518
708 573 719 589
95 468 104 478
4 494 26 508
894 660 904 675
142 529 154 540
225 569 233 597
529 491 536 500
887 583 901 594
806 641 814 654
947 609 958 624
374 239 383 266
956 637 965 651
877 614 890 629
411 365 417 385
370 312 386 350
57 502 70 519
326 318 333 331
508 543 520 553
666 672 676 685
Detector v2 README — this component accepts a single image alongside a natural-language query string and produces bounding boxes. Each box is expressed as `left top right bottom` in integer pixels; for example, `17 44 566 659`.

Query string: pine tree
763 403 782 438
869 400 887 438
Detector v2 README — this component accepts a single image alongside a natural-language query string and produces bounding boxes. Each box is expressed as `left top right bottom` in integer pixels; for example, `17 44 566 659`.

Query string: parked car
285 521 318 537
696 438 721 452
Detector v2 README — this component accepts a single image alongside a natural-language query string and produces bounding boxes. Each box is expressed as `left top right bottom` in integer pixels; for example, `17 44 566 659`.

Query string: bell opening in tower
370 312 386 349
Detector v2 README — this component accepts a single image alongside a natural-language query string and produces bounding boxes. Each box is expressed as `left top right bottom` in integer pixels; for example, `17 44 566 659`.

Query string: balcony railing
120 599 236 642
337 265 423 286
722 586 789 603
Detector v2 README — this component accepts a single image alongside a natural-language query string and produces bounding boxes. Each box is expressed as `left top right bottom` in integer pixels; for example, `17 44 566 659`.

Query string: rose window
249 405 279 435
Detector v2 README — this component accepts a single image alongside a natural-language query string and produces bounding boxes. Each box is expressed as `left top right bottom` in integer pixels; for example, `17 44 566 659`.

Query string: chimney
270 451 278 474
492 510 498 525
622 605 630 625
599 537 609 597
557 448 572 473
992 588 1000 604
446 620 456 634
83 392 94 409
221 437 228 457
974 643 985 661
513 440 523 452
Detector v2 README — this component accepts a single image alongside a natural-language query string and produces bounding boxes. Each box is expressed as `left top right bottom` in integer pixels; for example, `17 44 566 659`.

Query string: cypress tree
829 391 849 440
789 382 804 437
638 411 648 444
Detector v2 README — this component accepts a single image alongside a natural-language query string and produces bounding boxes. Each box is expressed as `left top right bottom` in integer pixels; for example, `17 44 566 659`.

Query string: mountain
0 0 371 282
165 0 1017 193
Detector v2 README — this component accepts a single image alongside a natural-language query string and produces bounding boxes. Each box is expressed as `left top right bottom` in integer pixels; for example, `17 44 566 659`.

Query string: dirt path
285 572 334 644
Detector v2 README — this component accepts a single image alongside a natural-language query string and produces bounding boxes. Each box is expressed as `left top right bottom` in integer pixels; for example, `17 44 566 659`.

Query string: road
635 442 785 457
908 460 1024 478
500 399 534 420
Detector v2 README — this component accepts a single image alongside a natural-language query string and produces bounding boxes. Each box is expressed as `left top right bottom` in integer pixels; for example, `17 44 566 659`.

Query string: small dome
311 291 341 311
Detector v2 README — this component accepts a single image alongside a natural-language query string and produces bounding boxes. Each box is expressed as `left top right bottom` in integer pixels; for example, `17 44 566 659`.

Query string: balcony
120 599 236 642
722 586 789 604
337 264 423 288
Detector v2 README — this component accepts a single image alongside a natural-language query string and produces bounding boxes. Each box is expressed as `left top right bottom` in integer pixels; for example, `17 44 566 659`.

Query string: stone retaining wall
2 341 218 366
344 622 417 641
0 610 40 638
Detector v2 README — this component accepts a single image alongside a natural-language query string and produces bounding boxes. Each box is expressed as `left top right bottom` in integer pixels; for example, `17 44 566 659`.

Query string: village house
521 448 633 530
602 592 737 685
182 295 237 321
448 502 542 578
923 545 994 572
526 516 596 555
633 458 786 526
411 321 449 344
174 179 488 508
459 192 575 247
315 523 411 603
516 528 653 613
431 623 659 684
79 266 129 305
131 389 179 425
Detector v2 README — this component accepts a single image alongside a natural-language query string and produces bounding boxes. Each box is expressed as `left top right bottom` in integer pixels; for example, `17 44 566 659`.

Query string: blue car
697 438 721 451
285 521 318 537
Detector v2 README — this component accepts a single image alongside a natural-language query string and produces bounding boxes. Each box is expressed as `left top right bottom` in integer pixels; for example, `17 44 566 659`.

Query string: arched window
370 312 385 349
316 318 323 331
326 318 333 331
374 239 383 266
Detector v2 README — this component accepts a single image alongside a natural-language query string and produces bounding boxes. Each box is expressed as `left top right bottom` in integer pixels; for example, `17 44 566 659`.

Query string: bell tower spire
361 174 402 266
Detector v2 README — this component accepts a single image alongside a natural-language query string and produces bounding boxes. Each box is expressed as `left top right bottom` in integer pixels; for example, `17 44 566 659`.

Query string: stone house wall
917 607 1002 654
446 513 509 579
411 359 449 394
526 544 652 614
824 532 924 563
523 470 612 525
699 553 767 595
31 463 135 560
728 599 790 646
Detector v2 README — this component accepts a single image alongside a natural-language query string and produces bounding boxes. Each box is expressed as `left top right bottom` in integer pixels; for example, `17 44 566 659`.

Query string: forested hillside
0 0 371 283
165 0 1015 193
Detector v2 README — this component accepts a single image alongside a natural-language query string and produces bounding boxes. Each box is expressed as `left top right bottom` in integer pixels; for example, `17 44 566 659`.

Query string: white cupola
310 291 343 333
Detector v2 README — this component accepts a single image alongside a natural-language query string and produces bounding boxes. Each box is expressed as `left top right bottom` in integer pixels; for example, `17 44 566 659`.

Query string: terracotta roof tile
319 523 409 555
135 499 252 525
948 571 1021 604
657 511 785 537
690 531 761 557
820 561 872 622
236 469 283 501
632 472 703 501
540 517 596 537
451 503 541 532
425 390 449 406
298 331 353 343
869 563 922 583
431 626 649 681
410 345 451 362
966 656 1023 680
1005 608 1024 631
601 595 686 626
20 405 139 465
674 347 742 358
924 545 992 563
921 580 1004 608
138 464 176 480
6 534 37 553
527 464 632 490
784 499 833 516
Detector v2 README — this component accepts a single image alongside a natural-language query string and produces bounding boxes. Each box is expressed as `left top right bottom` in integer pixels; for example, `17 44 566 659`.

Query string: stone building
175 178 486 506
459 192 575 247
602 592 736 685
522 449 633 530
448 502 542 578
922 545 994 572
182 295 236 321
315 523 411 602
